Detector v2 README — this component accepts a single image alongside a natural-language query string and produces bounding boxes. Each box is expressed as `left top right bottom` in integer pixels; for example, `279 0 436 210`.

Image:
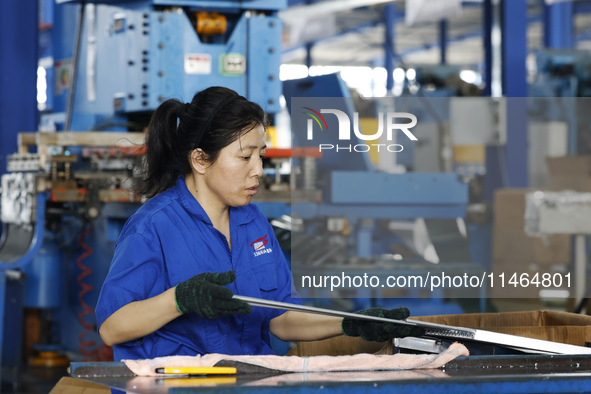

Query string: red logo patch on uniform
250 235 268 251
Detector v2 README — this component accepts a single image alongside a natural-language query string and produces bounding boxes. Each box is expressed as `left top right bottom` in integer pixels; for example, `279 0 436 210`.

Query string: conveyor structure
66 354 591 393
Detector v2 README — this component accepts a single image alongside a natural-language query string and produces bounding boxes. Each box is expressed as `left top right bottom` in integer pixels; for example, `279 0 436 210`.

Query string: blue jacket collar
175 176 254 226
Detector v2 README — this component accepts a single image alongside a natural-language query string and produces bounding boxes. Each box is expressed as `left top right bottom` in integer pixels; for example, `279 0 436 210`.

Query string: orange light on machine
264 148 323 159
195 12 227 35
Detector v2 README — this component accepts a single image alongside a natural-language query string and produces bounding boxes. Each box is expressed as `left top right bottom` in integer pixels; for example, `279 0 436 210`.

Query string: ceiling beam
279 0 397 23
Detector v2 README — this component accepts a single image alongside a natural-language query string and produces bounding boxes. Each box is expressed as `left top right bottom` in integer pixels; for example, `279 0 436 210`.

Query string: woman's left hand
341 307 425 342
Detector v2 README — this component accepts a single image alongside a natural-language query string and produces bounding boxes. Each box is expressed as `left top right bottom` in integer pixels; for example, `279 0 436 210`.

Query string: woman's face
200 124 266 209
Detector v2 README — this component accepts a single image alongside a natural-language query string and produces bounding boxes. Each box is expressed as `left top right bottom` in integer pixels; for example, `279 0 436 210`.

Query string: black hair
138 86 267 198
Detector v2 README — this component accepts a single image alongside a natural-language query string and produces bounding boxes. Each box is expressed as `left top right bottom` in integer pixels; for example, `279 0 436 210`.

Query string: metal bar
439 19 447 65
31 131 145 168
384 3 396 91
235 295 591 355
447 353 591 372
235 295 472 333
234 295 420 327
471 330 591 355
36 131 145 147
65 2 85 131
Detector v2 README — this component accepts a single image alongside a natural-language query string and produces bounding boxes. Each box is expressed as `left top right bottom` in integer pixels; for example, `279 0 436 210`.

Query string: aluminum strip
471 330 591 355
234 295 472 331
234 295 591 355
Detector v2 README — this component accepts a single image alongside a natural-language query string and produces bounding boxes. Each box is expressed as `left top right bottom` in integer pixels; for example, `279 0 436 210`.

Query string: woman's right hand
174 271 252 318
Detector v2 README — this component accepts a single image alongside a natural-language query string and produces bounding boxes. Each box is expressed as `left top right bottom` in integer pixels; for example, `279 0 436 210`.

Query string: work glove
342 307 425 342
174 271 252 319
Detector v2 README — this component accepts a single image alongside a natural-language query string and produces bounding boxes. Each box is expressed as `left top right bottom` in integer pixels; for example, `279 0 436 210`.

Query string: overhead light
393 67 405 83
280 64 309 81
340 66 373 87
37 66 47 108
460 70 480 85
309 65 343 76
372 67 387 83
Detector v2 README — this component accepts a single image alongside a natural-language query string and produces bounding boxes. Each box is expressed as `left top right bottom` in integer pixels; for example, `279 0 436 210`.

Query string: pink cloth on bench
123 342 469 377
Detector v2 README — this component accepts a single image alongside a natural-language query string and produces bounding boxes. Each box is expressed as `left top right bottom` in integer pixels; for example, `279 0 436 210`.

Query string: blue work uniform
95 176 301 361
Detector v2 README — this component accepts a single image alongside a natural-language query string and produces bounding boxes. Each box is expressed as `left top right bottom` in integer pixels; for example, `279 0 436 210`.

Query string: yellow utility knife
155 367 237 375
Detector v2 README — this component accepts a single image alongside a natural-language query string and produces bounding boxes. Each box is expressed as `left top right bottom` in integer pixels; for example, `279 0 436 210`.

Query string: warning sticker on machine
184 54 212 74
220 53 246 76
54 58 73 96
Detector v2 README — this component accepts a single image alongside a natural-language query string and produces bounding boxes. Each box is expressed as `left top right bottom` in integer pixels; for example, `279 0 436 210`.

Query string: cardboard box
549 177 591 193
536 194 591 234
413 310 591 347
488 261 571 298
494 188 532 229
492 260 570 274
547 156 591 178
492 227 533 262
492 227 572 264
547 156 591 192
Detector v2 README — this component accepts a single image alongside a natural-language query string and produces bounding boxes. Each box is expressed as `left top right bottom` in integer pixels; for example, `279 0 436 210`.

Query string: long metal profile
234 295 423 326
234 295 591 355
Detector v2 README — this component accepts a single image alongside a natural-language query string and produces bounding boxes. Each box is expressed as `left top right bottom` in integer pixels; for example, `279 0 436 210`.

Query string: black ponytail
137 86 266 199
138 99 192 198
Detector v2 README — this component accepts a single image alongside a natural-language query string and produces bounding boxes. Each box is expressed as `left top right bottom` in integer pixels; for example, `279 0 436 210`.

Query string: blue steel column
304 0 313 69
543 0 576 153
502 0 528 97
502 0 528 187
439 20 448 64
543 0 573 49
483 0 493 96
0 271 4 374
0 0 39 176
305 43 313 68
484 0 505 197
384 4 396 92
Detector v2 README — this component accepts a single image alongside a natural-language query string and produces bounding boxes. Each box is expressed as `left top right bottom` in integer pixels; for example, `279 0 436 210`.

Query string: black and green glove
174 271 252 319
342 307 425 342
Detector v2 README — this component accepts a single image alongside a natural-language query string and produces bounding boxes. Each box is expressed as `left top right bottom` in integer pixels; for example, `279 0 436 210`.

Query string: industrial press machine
0 0 287 382
4 2 591 393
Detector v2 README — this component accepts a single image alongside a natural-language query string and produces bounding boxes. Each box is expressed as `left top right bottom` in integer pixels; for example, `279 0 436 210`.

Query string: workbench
68 354 591 393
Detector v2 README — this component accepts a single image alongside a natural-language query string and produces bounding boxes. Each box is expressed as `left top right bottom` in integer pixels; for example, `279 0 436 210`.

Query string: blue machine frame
284 74 471 308
0 0 288 377
45 0 285 131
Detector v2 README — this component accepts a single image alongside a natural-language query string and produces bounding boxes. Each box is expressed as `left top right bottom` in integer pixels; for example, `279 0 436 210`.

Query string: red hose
76 225 112 361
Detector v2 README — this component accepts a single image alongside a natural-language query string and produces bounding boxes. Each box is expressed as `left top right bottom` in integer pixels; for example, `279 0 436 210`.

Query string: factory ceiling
279 0 591 69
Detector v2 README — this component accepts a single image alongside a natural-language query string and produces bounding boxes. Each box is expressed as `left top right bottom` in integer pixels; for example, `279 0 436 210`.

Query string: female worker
96 86 423 361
